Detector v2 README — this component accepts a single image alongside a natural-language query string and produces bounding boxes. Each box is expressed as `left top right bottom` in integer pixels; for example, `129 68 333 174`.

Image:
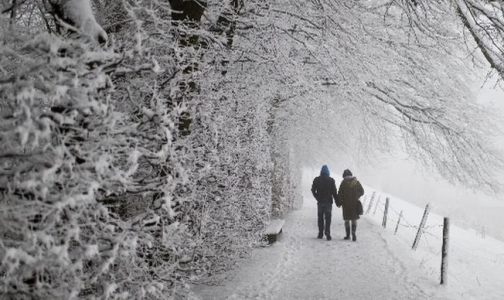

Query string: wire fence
363 190 449 284
367 193 441 231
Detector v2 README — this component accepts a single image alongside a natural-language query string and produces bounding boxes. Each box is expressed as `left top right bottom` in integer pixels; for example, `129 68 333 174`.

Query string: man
338 169 365 241
311 165 338 240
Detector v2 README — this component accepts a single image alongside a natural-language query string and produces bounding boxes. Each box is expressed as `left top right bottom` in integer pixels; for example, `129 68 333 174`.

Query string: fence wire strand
364 192 443 247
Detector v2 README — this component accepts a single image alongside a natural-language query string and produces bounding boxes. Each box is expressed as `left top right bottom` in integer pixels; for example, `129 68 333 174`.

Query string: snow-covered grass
363 186 504 300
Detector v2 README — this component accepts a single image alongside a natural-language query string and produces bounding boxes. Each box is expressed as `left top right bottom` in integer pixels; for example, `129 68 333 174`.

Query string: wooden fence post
440 217 450 285
365 191 376 214
394 210 403 235
372 196 381 216
412 204 430 250
382 197 390 228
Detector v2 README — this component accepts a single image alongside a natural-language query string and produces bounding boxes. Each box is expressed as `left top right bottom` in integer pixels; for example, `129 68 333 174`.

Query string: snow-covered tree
256 0 504 189
389 0 504 79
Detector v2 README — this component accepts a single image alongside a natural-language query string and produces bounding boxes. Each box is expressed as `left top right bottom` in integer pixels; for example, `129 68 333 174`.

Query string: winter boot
318 232 323 239
326 234 332 241
352 223 357 242
344 223 351 240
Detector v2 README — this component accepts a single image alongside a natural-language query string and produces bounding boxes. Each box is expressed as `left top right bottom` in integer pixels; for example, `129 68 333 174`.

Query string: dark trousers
317 202 332 236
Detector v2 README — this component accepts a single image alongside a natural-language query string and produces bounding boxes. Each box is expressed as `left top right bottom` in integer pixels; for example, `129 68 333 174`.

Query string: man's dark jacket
311 174 338 205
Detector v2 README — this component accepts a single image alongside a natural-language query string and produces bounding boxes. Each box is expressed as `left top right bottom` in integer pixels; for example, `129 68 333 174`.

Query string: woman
337 169 364 241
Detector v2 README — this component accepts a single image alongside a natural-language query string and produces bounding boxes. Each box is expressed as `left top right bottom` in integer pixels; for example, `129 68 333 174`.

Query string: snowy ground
193 183 504 300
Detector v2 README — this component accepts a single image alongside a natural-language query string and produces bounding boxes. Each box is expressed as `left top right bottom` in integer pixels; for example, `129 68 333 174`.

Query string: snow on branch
455 0 504 78
48 0 107 44
390 0 504 79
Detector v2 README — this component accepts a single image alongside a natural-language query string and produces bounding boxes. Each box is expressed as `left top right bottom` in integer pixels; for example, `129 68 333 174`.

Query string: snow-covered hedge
0 1 298 299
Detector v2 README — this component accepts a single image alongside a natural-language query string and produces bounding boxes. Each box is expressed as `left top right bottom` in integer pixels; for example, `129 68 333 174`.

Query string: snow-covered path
194 198 451 300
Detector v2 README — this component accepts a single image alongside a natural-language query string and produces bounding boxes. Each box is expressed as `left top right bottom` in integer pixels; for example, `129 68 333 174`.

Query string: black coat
311 174 338 205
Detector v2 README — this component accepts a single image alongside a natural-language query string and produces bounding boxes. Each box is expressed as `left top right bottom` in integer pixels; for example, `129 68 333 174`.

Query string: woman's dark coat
338 177 365 221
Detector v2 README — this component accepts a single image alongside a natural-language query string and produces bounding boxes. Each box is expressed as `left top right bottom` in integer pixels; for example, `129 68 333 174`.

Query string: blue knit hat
320 165 330 176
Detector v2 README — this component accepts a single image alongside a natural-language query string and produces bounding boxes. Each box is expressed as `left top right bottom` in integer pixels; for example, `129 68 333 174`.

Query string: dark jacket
311 175 338 205
338 177 364 220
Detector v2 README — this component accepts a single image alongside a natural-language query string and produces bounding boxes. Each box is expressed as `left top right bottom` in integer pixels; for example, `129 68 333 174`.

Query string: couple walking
311 165 364 241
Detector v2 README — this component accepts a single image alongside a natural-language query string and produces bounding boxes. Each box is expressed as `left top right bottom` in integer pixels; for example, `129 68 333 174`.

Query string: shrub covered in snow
0 1 292 298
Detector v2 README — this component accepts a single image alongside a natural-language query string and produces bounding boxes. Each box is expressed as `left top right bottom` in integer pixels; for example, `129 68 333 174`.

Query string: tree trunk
168 0 207 135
